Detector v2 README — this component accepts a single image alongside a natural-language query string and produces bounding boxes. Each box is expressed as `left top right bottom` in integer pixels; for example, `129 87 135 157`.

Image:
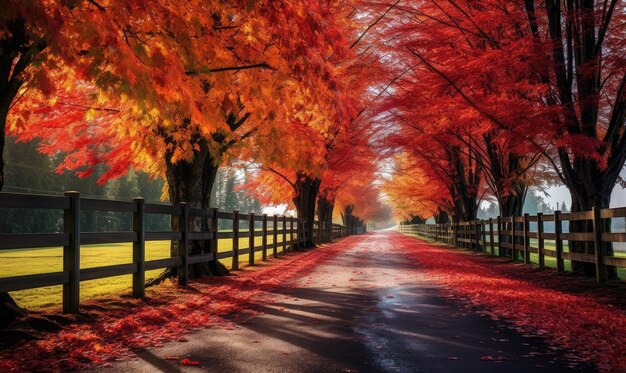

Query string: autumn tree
532 0 626 278
1 0 365 321
383 153 455 224
7 0 364 278
381 2 555 221
374 0 625 277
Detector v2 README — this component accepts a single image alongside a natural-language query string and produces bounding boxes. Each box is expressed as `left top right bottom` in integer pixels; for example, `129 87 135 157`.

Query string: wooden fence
0 192 362 314
398 207 626 283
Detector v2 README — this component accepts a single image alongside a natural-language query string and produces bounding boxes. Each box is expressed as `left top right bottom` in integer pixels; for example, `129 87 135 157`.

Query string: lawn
0 233 292 310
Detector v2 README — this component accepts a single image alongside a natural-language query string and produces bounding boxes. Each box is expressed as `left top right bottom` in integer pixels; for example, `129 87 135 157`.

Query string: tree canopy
2 0 626 276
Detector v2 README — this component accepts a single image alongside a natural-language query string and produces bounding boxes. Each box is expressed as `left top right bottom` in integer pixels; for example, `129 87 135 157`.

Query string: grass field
0 233 292 310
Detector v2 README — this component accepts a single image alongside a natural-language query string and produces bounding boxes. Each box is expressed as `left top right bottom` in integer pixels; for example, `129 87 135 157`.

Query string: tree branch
266 167 296 190
406 46 566 185
351 0 401 49
186 63 273 76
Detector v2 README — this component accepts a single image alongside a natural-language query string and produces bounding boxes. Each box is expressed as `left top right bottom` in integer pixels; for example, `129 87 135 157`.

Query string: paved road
98 232 587 372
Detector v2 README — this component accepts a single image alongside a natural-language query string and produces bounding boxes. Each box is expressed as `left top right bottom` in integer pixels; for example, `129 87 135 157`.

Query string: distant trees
1 137 263 233
0 136 168 233
477 191 557 219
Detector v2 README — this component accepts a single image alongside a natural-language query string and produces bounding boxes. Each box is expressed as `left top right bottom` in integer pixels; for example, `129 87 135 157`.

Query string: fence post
262 214 268 261
523 213 530 264
481 220 486 253
496 216 502 256
178 202 189 286
537 212 545 269
210 208 219 273
327 221 331 241
283 215 288 253
451 223 456 246
554 210 564 272
510 217 516 260
273 215 279 258
290 218 295 249
132 197 145 298
232 211 239 270
249 212 255 266
476 220 482 252
592 206 607 283
452 222 461 247
63 191 80 314
488 218 495 255
317 220 322 244
438 223 441 241
452 222 459 247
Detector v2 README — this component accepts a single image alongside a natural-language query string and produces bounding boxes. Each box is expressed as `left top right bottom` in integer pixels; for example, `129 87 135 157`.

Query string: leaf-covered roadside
0 238 354 372
396 233 626 371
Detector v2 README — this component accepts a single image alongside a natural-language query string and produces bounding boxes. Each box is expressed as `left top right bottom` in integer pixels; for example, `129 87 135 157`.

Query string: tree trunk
292 173 321 248
164 141 229 279
497 187 527 259
447 146 480 224
568 176 616 279
0 18 33 327
0 105 26 326
434 209 449 224
340 205 364 235
0 101 8 192
317 193 334 242
543 0 622 280
341 205 354 234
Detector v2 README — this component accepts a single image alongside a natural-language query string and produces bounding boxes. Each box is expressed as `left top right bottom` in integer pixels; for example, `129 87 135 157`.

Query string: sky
541 168 626 209
544 185 626 209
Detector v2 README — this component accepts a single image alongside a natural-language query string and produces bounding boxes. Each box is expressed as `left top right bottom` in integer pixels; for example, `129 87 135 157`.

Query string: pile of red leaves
0 237 357 372
394 233 626 371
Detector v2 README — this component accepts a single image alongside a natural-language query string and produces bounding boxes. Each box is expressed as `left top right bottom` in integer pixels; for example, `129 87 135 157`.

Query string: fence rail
0 191 365 313
399 206 626 283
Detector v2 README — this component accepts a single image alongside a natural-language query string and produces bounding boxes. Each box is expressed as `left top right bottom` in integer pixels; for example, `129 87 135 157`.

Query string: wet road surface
96 232 588 372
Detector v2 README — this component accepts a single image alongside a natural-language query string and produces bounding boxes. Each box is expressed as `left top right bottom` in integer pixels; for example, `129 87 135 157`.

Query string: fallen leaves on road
180 358 200 366
395 234 626 372
0 237 357 372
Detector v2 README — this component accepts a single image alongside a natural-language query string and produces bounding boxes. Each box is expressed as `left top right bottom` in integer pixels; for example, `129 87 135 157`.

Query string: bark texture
292 173 321 248
165 139 229 278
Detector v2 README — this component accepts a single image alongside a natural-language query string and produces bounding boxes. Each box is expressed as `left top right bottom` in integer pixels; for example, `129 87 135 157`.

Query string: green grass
0 233 293 310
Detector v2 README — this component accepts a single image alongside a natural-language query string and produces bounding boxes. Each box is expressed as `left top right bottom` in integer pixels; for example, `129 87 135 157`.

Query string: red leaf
180 358 200 366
